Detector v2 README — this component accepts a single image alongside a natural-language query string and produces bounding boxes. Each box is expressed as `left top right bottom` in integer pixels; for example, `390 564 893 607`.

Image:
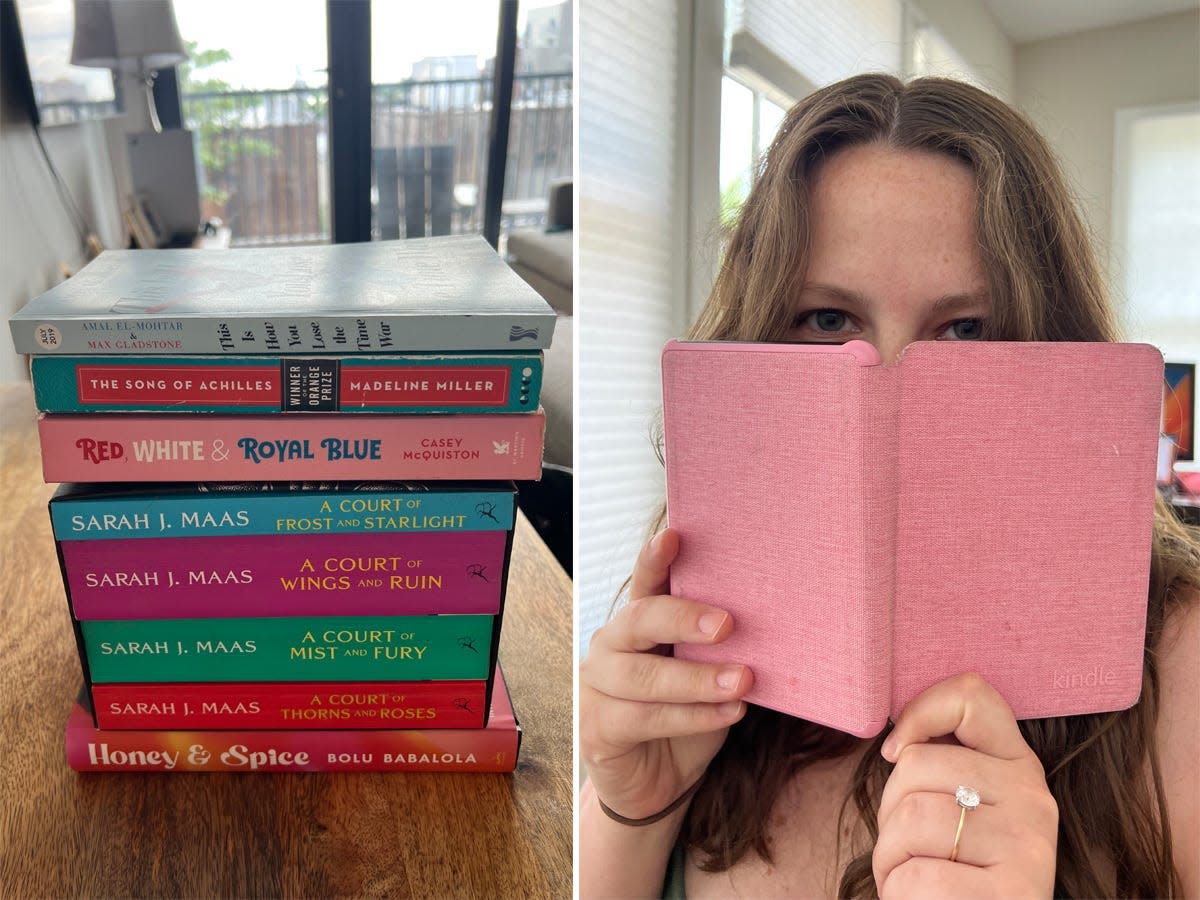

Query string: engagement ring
950 785 980 862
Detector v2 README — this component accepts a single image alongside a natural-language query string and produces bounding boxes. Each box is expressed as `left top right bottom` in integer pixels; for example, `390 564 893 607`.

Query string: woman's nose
874 327 920 366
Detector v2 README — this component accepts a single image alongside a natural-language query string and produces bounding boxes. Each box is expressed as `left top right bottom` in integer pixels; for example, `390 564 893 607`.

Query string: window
175 0 329 245
719 74 785 228
172 1 572 247
1114 105 1200 375
370 0 572 242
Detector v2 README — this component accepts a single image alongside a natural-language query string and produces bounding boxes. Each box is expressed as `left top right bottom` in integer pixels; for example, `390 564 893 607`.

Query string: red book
90 678 491 729
66 667 520 773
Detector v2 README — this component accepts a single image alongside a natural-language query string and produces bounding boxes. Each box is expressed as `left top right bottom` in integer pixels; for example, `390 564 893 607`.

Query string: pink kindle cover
663 340 1163 736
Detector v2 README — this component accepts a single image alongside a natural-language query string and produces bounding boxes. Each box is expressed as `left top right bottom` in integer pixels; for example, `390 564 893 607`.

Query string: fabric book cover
10 235 556 355
663 339 1163 737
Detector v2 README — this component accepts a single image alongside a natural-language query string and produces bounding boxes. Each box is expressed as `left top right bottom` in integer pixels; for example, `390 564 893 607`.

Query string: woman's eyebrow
799 283 990 313
929 290 991 315
797 283 871 307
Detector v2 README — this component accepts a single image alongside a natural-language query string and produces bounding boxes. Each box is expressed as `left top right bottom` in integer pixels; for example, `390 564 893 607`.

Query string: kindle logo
76 437 124 464
1053 667 1117 690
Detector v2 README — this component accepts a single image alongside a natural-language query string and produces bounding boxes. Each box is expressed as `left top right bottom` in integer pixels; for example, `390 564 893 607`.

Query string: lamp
69 0 199 244
70 0 187 133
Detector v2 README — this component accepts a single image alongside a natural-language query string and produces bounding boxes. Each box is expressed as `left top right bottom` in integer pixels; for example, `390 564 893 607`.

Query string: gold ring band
950 785 980 863
949 806 967 862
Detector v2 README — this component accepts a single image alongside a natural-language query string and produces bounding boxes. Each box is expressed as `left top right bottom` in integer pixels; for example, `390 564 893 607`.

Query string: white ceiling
981 0 1199 44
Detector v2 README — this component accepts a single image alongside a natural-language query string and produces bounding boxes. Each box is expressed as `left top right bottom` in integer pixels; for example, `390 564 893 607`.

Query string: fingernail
716 667 742 691
881 733 897 761
697 612 727 636
649 531 665 554
717 700 742 717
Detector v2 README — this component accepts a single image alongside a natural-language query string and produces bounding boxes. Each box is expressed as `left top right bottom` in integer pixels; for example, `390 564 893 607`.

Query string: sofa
507 179 572 316
507 179 572 469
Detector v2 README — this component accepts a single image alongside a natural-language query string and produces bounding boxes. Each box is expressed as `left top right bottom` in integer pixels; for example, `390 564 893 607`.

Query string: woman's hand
579 528 754 820
873 673 1058 899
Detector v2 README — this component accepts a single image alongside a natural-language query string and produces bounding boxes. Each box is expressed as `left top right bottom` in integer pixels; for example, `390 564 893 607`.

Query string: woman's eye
943 318 984 340
804 310 851 333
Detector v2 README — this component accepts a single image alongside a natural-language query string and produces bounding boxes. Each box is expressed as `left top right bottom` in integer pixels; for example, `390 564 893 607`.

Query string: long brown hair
667 74 1200 897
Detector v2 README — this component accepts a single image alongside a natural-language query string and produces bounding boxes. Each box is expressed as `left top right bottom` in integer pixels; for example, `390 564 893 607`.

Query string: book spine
60 530 510 619
38 412 545 481
80 615 495 683
90 679 489 729
31 354 543 414
65 705 519 772
51 487 516 539
11 312 554 355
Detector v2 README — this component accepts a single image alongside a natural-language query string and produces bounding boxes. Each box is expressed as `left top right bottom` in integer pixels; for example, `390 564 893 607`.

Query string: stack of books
9 235 557 772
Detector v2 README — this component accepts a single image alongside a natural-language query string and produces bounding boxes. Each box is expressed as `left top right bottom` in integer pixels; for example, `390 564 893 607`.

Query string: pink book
59 530 510 619
38 411 544 482
664 340 1163 737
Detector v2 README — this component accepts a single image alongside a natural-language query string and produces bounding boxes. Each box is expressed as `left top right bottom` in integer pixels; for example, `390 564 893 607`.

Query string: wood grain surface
0 384 573 899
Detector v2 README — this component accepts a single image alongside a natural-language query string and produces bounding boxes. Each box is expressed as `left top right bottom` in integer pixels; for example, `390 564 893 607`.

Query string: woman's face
787 144 991 365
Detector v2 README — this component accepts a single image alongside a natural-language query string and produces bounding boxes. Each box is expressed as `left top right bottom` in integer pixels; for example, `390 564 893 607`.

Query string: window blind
727 0 904 98
578 0 688 654
1117 107 1200 372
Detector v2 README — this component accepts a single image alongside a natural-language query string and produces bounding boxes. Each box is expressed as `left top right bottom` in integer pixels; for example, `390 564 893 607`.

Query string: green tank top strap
661 841 687 899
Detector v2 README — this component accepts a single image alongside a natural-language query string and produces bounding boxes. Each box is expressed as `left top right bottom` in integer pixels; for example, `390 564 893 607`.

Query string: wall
1015 10 1200 273
0 77 126 383
910 0 1014 100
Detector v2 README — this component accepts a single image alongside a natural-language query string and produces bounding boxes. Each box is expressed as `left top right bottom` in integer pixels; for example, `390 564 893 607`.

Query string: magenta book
663 340 1163 737
67 665 521 772
59 530 511 619
37 411 544 482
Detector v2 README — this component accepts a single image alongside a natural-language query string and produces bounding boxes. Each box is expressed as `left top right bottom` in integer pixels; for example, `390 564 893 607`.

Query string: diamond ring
950 785 980 862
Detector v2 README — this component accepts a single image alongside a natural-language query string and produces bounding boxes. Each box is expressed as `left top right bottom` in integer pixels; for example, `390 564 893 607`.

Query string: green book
80 615 495 682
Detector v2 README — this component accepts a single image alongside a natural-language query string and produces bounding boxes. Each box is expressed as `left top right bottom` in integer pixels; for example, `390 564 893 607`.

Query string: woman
578 74 1199 898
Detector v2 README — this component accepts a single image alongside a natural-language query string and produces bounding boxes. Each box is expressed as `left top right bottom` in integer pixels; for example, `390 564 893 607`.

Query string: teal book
49 481 517 540
31 353 543 413
79 615 496 683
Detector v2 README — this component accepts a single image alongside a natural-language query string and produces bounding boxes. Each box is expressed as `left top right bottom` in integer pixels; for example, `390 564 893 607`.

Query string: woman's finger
581 646 752 705
628 528 680 600
873 791 1010 875
883 673 1030 764
877 856 992 900
591 591 734 654
877 742 1001 828
579 690 747 748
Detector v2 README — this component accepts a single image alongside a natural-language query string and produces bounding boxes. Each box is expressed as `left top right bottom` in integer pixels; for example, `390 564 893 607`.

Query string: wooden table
0 385 573 898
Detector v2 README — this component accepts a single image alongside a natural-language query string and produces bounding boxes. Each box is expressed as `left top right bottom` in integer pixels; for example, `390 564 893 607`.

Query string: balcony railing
182 72 572 247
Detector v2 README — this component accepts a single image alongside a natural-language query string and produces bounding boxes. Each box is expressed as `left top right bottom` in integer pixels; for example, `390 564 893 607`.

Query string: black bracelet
595 778 703 827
